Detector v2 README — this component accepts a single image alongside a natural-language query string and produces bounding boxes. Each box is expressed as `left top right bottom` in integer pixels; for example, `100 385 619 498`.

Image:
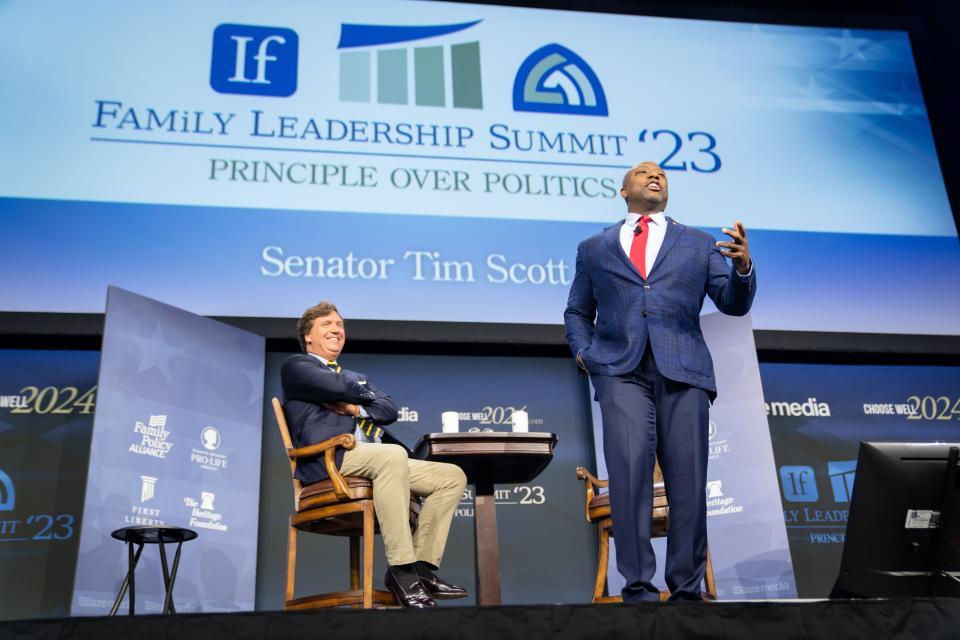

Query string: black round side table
108 525 198 616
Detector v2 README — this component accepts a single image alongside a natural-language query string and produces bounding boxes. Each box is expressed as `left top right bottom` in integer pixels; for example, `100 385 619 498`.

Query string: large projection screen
2 0 958 334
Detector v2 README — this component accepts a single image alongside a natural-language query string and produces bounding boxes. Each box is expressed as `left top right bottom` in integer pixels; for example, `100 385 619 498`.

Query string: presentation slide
2 0 958 333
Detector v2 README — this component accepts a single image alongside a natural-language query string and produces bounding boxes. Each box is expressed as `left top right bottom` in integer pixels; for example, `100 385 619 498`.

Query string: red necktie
629 216 652 278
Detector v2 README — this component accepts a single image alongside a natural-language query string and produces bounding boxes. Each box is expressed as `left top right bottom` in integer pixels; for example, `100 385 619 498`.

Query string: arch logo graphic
513 44 608 116
0 469 14 511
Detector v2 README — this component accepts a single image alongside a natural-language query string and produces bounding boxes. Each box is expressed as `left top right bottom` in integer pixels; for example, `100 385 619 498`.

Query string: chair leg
362 502 375 609
593 520 610 603
350 535 360 590
285 522 297 606
350 535 360 608
704 544 717 599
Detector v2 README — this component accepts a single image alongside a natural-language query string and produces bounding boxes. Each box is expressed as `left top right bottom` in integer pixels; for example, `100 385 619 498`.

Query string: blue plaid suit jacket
564 217 756 397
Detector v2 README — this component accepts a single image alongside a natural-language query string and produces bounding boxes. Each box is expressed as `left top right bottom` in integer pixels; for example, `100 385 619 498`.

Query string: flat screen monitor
834 442 960 597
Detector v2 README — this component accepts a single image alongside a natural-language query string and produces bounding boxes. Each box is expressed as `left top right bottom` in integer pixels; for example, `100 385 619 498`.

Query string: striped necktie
325 360 382 440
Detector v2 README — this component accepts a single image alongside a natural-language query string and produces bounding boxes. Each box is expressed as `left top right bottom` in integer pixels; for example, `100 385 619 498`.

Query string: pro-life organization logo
129 414 173 459
184 491 228 532
512 43 608 116
336 20 483 109
0 469 15 511
705 479 742 517
201 426 220 450
191 425 228 472
707 418 731 460
210 23 299 97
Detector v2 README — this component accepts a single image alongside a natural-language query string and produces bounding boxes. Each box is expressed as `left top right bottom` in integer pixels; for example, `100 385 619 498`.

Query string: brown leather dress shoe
385 567 436 608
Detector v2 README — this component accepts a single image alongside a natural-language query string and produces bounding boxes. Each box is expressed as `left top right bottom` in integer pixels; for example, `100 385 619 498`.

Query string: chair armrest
575 466 609 523
575 466 608 489
287 433 357 459
288 434 357 501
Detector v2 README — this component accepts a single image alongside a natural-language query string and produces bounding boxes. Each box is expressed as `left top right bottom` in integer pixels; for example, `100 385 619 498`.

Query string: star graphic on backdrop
828 29 870 61
204 360 266 408
886 80 920 115
128 321 188 384
800 75 834 101
203 334 267 404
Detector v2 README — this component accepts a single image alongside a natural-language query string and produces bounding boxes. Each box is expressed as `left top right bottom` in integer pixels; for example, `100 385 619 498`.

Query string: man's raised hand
716 220 752 275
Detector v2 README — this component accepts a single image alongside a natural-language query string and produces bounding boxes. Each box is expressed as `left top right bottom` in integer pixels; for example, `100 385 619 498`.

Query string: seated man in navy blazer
565 161 756 602
281 301 468 608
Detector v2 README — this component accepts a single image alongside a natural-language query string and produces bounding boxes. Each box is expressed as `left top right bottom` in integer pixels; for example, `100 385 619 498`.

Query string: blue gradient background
6 197 959 333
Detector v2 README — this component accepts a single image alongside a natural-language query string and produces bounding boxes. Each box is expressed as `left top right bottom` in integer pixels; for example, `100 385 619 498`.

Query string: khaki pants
340 443 467 567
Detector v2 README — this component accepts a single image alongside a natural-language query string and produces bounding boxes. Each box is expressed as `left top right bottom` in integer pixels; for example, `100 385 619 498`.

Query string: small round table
414 431 558 605
108 525 198 615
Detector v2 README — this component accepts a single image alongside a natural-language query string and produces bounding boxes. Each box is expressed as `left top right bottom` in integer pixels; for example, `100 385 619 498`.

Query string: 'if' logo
210 24 298 97
779 465 819 502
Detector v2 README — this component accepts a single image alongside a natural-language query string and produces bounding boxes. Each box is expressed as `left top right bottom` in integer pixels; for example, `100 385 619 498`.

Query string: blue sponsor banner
72 287 265 614
760 363 960 597
599 314 797 600
0 350 99 620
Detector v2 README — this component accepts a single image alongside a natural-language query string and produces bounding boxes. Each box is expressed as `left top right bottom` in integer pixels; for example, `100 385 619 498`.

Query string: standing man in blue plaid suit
564 161 756 602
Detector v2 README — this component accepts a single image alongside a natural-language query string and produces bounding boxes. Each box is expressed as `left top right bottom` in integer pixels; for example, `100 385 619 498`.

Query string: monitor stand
833 447 960 599
932 447 960 597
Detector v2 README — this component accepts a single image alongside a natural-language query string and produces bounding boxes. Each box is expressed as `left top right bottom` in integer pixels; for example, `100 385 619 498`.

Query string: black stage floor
2 599 958 640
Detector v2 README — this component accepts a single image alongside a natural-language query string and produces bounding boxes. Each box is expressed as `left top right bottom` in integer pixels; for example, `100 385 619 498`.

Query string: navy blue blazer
280 354 399 483
564 217 756 397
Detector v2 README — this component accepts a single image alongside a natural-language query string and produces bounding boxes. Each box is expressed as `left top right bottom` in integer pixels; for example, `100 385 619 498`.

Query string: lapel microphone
633 224 643 236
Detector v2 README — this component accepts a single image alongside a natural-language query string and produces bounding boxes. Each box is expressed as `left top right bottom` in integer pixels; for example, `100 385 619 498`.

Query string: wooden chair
272 397 420 609
575 463 717 602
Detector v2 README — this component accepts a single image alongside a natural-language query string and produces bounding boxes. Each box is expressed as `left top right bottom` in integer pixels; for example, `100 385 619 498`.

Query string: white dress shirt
618 212 754 279
619 211 668 271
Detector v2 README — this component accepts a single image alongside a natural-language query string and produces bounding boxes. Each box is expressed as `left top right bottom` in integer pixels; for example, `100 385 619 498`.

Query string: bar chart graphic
337 20 483 109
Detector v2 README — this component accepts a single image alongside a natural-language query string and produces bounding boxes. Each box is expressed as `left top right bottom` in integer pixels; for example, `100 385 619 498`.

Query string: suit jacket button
642 311 648 317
